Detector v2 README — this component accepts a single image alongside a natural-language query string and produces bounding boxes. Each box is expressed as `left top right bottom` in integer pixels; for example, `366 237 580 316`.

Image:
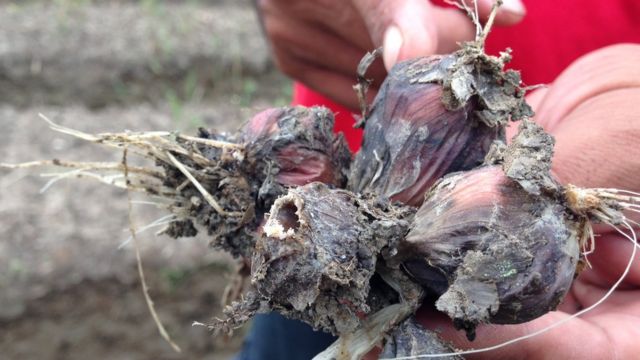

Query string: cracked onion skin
393 166 580 338
349 57 499 207
173 106 352 259
241 106 352 188
348 48 536 207
238 105 352 229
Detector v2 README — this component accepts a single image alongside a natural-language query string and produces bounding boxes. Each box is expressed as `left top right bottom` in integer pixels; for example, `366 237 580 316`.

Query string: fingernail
383 25 403 71
500 0 526 16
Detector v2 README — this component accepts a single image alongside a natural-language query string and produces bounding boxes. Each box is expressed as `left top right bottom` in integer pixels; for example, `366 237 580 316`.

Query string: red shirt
292 0 640 151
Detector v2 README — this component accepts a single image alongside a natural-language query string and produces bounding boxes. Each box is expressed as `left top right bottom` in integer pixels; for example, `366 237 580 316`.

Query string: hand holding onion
256 0 525 110
4 4 639 359
412 43 640 359
246 11 640 355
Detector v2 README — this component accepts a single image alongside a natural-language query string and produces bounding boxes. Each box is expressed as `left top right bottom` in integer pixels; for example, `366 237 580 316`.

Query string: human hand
413 44 640 359
255 0 525 110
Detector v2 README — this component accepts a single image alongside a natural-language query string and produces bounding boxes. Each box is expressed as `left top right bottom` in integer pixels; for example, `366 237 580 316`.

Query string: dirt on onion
2 2 639 359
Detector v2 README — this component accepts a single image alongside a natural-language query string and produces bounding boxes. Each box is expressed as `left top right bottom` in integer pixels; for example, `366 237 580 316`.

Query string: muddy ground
0 1 289 359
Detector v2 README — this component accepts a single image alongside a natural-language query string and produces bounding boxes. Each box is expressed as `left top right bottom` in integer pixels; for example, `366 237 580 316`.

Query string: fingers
572 280 640 313
262 0 374 50
353 0 476 69
259 0 526 109
416 308 615 359
276 48 379 110
533 44 640 132
549 87 640 189
352 0 526 70
578 231 640 290
265 13 383 80
259 0 386 110
526 44 640 197
261 5 385 109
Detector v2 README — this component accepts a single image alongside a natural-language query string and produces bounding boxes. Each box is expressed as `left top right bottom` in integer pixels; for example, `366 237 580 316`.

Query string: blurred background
0 0 290 358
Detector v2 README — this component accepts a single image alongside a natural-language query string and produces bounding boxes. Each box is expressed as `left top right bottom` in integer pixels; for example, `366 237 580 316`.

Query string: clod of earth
162 106 352 258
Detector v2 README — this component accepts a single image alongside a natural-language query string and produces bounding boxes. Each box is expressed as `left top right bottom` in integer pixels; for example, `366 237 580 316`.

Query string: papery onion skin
349 48 532 207
395 166 580 338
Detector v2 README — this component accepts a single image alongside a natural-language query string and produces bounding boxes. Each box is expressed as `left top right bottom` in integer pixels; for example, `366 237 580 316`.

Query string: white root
478 0 502 46
568 185 640 263
38 168 94 193
39 113 100 141
40 113 246 219
118 214 179 249
472 0 480 38
37 169 177 198
166 152 242 218
579 221 596 268
130 200 173 207
177 133 244 151
627 218 640 228
1 160 163 178
1 160 167 195
3 113 247 218
385 219 638 360
445 0 482 39
565 185 640 226
599 188 640 198
37 113 235 168
123 148 182 354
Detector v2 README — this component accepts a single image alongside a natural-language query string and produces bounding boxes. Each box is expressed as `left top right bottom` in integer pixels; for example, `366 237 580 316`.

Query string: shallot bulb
395 166 580 339
349 48 532 207
241 106 352 190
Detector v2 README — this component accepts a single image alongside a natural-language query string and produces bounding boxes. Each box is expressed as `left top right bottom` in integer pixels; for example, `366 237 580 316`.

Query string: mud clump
396 166 580 339
251 182 414 334
160 106 351 258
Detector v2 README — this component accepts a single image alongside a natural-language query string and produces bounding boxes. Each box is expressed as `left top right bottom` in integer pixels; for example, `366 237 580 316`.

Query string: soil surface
0 0 276 107
0 0 289 358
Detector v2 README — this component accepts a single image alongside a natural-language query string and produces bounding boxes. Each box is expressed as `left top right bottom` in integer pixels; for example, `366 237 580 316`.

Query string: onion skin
168 106 352 259
240 106 353 240
349 56 503 207
241 106 352 189
395 166 580 339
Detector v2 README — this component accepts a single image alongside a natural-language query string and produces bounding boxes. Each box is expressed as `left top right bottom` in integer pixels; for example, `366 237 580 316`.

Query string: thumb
352 0 475 70
353 0 527 71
